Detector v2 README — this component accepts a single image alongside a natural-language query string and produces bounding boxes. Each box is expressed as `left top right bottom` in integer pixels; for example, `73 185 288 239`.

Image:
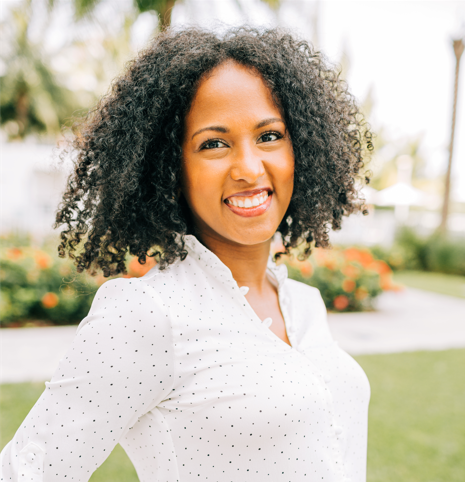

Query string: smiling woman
181 61 294 248
1 27 373 482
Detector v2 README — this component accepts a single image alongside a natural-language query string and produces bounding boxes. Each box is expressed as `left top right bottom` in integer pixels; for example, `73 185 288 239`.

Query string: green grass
1 350 464 481
356 349 465 482
393 270 465 299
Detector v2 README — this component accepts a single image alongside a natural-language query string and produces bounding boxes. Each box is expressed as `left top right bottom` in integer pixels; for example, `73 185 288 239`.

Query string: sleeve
0 277 174 482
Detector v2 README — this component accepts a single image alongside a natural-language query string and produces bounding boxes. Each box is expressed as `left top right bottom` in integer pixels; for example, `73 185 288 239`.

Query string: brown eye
201 139 228 150
258 132 282 143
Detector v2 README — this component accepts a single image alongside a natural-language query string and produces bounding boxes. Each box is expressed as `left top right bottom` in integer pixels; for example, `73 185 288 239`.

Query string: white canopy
375 182 426 207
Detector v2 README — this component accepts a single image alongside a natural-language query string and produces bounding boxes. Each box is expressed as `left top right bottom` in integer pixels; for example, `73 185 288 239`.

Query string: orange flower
359 252 374 267
342 278 356 293
300 261 313 277
341 263 360 279
6 247 23 260
41 292 59 309
333 295 349 310
344 248 373 266
323 260 338 271
35 251 52 270
128 256 157 277
368 260 391 275
343 247 361 261
355 287 369 300
344 248 374 267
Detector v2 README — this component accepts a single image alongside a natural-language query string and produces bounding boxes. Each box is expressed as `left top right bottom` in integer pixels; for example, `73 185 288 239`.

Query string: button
334 425 343 435
239 286 249 295
26 451 35 463
262 317 273 328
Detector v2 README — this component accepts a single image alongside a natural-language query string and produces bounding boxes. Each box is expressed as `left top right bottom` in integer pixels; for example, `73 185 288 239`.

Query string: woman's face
181 61 294 247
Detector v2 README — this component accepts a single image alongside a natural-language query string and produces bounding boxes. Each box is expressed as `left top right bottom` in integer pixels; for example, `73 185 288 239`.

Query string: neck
195 231 272 294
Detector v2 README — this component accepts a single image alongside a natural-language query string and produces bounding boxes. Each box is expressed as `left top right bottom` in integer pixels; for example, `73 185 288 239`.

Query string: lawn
393 270 465 299
1 349 464 482
358 349 465 482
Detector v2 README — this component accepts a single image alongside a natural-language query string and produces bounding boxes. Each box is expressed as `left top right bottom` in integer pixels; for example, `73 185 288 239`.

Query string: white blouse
1 234 370 482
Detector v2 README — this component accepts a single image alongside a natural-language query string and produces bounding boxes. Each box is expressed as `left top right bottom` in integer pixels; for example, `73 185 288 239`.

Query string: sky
3 0 465 201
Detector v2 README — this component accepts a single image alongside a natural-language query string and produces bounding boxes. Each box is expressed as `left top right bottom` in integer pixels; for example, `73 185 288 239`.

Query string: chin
224 225 277 246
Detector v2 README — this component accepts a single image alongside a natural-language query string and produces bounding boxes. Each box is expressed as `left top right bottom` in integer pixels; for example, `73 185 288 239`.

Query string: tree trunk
16 87 29 138
158 0 175 29
439 38 464 233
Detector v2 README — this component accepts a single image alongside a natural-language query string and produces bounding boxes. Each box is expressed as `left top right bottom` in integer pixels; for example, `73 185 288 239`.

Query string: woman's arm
0 277 174 481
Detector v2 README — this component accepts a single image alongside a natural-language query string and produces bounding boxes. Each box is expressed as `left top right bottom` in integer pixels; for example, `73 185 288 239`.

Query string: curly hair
55 26 373 276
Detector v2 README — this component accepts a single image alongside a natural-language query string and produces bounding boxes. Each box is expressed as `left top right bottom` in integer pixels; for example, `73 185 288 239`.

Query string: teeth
227 191 269 208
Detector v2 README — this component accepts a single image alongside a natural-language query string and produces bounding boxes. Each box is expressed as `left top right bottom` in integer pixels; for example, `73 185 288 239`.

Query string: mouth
224 189 273 218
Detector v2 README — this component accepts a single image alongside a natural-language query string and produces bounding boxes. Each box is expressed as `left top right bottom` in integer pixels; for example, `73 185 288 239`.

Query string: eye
200 139 228 150
258 131 283 143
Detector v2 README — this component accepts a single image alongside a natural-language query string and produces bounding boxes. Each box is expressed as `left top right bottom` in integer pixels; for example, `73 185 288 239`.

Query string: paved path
327 288 465 355
1 288 464 384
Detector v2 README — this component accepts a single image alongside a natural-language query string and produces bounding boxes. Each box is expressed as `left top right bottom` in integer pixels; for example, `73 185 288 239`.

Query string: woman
1 27 372 481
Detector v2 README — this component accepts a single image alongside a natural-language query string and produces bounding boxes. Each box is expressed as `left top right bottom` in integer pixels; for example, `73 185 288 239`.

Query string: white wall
1 142 71 239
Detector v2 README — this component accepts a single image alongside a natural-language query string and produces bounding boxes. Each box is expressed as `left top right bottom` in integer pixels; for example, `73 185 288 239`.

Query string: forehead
185 61 281 129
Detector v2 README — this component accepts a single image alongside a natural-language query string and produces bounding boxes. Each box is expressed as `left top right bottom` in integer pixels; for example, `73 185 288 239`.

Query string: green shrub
425 235 465 275
0 239 157 327
372 227 465 276
0 246 98 326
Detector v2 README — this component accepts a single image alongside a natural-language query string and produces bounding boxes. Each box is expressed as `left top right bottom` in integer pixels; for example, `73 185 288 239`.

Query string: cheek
181 160 227 209
276 153 295 197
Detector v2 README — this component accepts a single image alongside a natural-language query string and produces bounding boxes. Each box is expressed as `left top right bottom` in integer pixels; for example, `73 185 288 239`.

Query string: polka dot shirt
1 234 370 482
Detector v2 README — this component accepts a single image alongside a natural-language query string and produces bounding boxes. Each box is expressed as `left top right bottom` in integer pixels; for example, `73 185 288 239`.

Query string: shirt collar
183 234 288 290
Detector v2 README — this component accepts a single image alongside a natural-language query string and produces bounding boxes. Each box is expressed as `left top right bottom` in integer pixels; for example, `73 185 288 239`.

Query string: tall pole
439 38 464 233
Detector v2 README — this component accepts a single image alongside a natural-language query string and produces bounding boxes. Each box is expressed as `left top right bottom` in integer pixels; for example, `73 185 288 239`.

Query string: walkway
1 288 464 384
328 288 465 355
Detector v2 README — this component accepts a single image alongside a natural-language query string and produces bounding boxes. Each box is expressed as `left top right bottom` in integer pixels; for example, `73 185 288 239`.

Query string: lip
224 192 273 218
226 187 272 198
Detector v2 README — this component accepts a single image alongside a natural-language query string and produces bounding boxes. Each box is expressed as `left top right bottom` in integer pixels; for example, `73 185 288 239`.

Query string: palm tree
0 1 80 139
50 0 280 29
439 37 464 233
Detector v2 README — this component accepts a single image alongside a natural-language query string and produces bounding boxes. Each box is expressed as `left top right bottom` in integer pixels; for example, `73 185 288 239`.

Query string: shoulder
78 276 170 335
90 276 167 310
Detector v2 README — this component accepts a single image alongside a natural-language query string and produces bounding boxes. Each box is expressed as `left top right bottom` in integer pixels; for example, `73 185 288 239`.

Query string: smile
224 189 273 218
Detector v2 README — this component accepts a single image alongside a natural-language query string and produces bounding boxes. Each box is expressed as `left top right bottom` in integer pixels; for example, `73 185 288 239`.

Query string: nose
230 144 266 184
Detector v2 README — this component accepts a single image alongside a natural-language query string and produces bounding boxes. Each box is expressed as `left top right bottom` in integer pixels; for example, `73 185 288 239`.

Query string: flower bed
284 247 401 312
1 238 401 327
0 245 156 328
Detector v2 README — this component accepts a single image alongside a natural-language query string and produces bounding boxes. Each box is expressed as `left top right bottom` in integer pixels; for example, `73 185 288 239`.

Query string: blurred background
1 1 465 481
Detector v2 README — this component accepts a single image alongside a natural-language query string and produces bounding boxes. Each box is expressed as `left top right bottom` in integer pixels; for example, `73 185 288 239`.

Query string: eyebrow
191 117 284 140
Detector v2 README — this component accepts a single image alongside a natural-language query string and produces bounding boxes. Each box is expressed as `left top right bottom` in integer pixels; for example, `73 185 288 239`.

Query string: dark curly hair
55 26 373 277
